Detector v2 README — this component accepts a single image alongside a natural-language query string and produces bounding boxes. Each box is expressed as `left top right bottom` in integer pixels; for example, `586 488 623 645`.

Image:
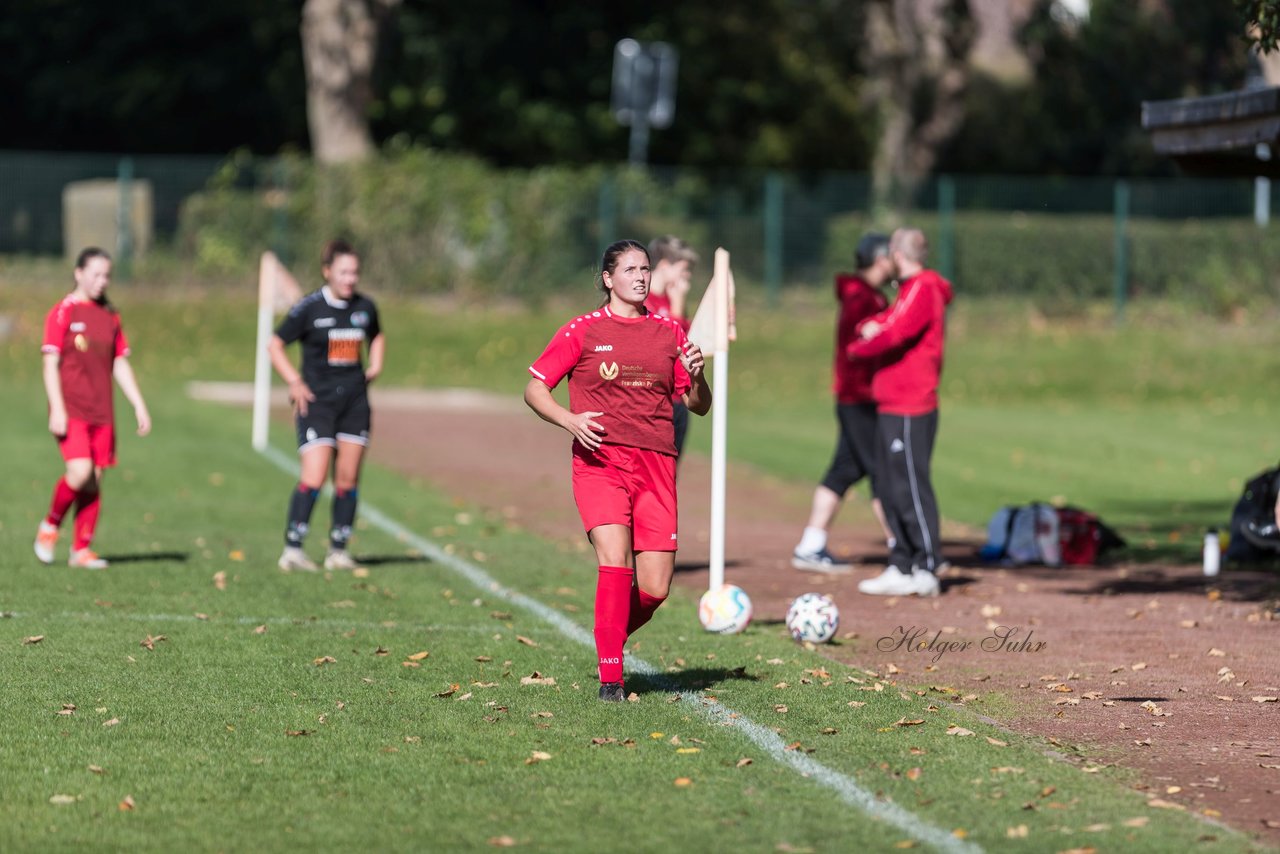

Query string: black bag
1226 465 1280 560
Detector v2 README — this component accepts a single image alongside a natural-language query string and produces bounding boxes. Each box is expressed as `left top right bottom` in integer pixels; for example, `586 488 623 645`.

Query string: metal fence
2 150 1275 309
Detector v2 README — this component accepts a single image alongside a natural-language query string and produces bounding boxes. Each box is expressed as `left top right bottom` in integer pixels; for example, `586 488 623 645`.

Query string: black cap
855 232 890 270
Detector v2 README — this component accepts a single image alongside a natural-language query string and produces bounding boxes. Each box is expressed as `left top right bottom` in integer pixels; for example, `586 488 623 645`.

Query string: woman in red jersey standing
525 240 712 702
35 247 151 570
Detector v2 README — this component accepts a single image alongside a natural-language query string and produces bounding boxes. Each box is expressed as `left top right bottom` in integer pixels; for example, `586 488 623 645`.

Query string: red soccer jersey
529 307 692 456
833 274 888 404
42 296 129 425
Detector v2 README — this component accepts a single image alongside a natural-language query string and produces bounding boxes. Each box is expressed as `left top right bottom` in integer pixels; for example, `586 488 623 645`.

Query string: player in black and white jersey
268 239 384 572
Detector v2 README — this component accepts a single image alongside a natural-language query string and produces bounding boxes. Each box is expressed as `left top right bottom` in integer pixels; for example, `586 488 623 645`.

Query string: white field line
260 444 981 854
7 611 494 634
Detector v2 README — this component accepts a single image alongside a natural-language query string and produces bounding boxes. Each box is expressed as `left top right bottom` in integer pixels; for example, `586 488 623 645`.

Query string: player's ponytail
597 239 649 307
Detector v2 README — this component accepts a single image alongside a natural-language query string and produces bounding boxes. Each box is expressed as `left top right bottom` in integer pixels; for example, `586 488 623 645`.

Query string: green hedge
177 150 1280 308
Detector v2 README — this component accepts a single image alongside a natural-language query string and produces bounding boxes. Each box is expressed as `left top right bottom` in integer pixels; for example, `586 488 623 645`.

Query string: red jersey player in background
791 232 897 573
35 247 151 570
525 239 712 702
643 235 698 459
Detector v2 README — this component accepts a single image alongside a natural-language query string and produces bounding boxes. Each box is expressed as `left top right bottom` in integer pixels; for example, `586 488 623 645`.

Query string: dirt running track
347 388 1279 844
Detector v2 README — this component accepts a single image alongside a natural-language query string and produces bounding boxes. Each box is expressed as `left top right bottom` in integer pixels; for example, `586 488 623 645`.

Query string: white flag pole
251 252 276 451
708 248 731 592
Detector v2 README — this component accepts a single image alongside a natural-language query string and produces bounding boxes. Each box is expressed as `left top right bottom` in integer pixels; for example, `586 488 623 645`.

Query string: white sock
798 526 828 554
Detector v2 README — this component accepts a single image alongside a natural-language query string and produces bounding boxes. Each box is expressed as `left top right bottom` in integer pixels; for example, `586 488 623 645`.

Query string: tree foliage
1237 0 1280 53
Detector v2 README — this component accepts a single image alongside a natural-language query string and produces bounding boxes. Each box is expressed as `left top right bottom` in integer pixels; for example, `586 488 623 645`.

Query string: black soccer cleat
598 681 625 702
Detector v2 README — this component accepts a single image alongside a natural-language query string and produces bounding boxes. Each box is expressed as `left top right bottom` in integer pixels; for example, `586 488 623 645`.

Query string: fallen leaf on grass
1252 696 1279 703
49 794 77 805
22 635 44 645
55 704 76 716
516 636 538 647
118 795 136 811
893 718 925 727
893 841 916 849
1130 662 1147 671
1123 816 1150 828
905 767 922 781
253 625 267 634
673 777 692 787
1005 825 1028 839
847 701 866 708
285 729 312 737
1146 798 1185 810
475 655 493 662
1264 820 1280 829
774 705 789 714
88 765 105 774
525 751 552 764
406 651 430 662
676 747 701 754
1207 648 1226 657
531 711 554 719
102 718 120 727
820 727 838 735
520 672 556 686
487 836 517 847
435 684 460 698
455 692 472 702
313 656 337 666
736 757 752 768
946 725 975 737
986 736 1008 747
140 634 168 651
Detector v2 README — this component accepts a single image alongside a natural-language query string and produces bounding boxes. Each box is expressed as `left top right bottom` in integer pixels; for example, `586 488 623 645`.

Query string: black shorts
296 386 371 452
820 402 879 498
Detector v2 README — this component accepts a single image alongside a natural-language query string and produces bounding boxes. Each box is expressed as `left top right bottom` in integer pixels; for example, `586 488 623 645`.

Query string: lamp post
611 39 678 166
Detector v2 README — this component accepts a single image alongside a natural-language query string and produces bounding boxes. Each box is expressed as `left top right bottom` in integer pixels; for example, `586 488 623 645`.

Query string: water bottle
1203 528 1220 577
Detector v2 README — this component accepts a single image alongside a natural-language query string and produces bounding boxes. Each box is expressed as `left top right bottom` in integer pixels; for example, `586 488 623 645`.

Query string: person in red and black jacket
792 233 897 574
849 228 953 597
35 248 151 570
644 235 698 460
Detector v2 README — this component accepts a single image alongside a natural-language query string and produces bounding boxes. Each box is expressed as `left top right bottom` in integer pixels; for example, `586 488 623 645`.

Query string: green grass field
1 268 1274 850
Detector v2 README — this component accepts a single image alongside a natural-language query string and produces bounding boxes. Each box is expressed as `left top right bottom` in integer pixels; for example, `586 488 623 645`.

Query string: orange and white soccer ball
698 584 753 634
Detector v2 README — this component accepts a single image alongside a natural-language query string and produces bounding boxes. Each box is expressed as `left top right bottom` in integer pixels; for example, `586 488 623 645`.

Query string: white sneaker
278 546 318 572
791 546 852 574
858 566 940 597
323 549 359 571
34 521 59 564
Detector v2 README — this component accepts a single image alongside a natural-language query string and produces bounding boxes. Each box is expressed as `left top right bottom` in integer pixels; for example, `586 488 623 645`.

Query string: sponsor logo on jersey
599 657 621 664
74 333 89 352
327 328 366 366
69 321 87 332
598 361 619 380
350 311 370 328
314 317 337 328
593 344 613 352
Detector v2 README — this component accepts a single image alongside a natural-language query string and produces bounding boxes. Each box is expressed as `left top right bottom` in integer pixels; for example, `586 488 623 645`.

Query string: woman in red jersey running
35 247 151 570
525 240 712 702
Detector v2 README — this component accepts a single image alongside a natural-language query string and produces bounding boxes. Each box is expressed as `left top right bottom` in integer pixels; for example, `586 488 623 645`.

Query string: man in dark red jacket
792 233 897 573
848 228 953 596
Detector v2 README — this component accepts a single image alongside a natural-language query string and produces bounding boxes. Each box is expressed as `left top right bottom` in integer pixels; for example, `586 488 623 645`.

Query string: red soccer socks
627 587 667 635
594 565 633 684
46 477 78 527
71 488 101 551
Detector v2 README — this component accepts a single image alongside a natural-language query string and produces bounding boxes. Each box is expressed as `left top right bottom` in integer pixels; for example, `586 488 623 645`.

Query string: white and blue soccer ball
785 592 840 644
698 584 753 634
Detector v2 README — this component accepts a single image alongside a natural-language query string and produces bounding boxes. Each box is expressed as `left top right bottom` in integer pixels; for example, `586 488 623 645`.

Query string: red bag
1056 507 1125 565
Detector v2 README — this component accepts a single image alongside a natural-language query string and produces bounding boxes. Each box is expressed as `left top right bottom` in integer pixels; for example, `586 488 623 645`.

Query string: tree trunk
301 0 399 164
865 0 976 216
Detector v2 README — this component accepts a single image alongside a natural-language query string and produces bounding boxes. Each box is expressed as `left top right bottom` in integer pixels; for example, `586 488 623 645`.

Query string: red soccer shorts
58 418 116 467
572 443 678 551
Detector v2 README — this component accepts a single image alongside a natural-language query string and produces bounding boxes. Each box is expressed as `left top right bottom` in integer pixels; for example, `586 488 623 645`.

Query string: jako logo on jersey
593 344 613 352
350 311 370 327
599 361 619 380
599 657 620 664
69 322 87 332
314 317 337 328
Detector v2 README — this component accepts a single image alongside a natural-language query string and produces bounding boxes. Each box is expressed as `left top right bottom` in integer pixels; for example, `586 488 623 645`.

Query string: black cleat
598 681 625 702
1242 521 1280 551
